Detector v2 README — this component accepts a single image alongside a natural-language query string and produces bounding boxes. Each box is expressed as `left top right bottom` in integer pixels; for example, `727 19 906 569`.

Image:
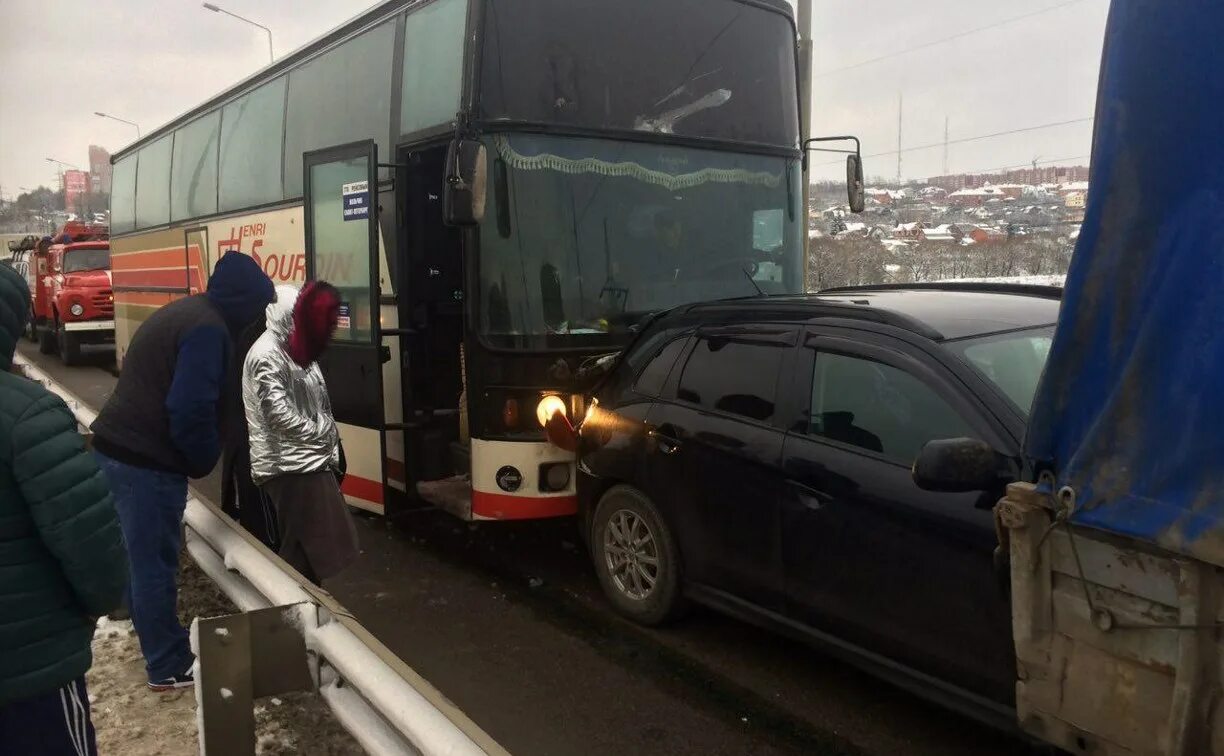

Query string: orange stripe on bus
112 269 201 289
112 250 191 270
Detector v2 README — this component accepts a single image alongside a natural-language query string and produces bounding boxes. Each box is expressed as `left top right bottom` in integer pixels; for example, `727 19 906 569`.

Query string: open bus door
303 140 388 513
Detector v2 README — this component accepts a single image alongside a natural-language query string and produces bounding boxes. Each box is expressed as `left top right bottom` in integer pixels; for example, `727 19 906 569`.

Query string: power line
814 116 1094 168
814 0 1091 78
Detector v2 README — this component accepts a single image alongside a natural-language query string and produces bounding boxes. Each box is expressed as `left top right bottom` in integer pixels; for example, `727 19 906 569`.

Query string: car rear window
676 336 785 422
634 337 688 397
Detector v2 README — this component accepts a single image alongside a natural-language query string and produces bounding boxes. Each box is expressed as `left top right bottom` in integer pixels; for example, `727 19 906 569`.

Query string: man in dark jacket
0 264 128 755
92 251 273 691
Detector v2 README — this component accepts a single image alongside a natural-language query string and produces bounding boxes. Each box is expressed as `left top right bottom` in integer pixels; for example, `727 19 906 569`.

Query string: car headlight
70 302 84 316
536 395 567 427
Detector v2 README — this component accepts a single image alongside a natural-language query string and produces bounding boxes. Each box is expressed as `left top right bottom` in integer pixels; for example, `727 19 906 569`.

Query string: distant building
921 224 963 243
62 170 89 214
967 225 1007 244
88 145 112 194
992 184 1027 200
947 186 1007 207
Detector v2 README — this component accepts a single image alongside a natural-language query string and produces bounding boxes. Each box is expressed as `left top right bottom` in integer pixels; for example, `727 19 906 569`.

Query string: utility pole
943 116 950 176
896 93 903 183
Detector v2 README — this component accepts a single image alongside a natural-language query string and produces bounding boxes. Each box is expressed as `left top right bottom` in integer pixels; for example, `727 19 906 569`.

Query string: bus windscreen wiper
634 88 732 134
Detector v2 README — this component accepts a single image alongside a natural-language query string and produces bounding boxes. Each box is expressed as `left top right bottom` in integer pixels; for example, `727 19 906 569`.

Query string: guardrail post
194 605 316 756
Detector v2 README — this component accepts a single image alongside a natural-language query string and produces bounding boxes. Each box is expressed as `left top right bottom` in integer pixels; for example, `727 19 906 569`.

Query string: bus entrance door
302 140 388 514
397 143 466 507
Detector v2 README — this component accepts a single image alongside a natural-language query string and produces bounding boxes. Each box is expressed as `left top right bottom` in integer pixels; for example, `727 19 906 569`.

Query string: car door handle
648 427 683 454
787 479 833 510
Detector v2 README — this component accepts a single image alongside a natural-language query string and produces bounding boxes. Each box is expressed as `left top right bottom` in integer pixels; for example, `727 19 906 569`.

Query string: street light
45 157 79 171
94 111 142 138
202 3 274 64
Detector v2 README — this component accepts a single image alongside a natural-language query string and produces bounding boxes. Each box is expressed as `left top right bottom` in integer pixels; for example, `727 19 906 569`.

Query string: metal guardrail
15 355 510 756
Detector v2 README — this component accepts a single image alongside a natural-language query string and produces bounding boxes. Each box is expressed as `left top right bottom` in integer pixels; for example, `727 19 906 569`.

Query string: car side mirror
846 154 865 214
444 138 488 226
912 437 1011 493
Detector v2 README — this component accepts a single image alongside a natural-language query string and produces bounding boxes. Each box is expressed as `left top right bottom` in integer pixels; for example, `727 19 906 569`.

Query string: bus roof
113 0 795 162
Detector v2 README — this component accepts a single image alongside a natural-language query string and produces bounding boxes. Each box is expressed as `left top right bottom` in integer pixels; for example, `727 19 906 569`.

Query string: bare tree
807 236 889 291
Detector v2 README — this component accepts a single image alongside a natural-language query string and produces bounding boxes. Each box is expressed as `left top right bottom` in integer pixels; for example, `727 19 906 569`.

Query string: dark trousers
261 471 359 586
221 445 280 551
0 677 98 756
94 451 194 683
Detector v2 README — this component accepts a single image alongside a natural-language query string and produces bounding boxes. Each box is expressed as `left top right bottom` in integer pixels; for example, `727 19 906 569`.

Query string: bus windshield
63 247 110 273
480 0 799 148
478 133 803 349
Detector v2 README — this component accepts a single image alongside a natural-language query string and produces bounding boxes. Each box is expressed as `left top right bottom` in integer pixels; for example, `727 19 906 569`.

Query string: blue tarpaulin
1025 0 1224 565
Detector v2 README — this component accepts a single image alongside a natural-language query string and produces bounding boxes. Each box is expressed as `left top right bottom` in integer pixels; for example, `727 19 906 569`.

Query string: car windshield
478 133 804 349
945 326 1055 416
63 247 110 273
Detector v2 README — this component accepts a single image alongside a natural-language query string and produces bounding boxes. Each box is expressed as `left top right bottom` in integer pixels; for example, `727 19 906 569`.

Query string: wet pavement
19 341 1035 756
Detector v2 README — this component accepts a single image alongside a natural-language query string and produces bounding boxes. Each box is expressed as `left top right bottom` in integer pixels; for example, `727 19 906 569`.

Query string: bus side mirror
847 154 865 214
444 139 488 226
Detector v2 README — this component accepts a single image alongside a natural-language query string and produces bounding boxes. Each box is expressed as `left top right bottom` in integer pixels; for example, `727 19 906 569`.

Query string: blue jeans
94 451 194 683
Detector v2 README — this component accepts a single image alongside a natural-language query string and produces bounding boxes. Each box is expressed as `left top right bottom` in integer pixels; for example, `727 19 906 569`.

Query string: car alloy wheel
603 509 660 601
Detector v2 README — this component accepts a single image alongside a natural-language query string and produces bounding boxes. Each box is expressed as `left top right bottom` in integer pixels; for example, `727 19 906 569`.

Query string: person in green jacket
0 263 128 756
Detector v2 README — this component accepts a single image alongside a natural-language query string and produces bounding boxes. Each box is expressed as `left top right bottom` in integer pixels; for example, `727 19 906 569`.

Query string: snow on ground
938 274 1066 286
87 555 363 756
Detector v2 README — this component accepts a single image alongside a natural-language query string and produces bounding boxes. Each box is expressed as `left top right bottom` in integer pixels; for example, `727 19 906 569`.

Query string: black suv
575 283 1060 725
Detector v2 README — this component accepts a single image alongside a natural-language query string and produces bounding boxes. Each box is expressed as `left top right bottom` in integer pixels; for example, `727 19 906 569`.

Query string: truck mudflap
999 482 1224 756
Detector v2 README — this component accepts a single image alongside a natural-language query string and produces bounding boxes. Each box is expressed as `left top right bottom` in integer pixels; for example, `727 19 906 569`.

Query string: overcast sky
0 0 1109 195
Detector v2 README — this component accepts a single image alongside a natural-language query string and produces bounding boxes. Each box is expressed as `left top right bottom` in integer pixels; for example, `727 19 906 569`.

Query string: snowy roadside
87 555 364 756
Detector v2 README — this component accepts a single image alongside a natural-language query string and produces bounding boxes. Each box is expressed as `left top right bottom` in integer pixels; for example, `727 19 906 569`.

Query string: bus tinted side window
219 77 287 212
401 0 468 136
111 155 138 234
171 112 220 221
135 134 172 229
283 19 395 197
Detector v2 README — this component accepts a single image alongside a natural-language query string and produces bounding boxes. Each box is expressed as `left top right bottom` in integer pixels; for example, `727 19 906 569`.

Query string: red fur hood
288 281 340 367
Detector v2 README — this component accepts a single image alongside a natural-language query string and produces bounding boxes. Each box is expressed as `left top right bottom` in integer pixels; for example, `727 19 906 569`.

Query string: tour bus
109 0 841 520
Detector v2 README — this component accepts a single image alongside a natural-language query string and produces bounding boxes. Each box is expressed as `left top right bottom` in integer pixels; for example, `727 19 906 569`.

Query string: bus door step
417 475 472 520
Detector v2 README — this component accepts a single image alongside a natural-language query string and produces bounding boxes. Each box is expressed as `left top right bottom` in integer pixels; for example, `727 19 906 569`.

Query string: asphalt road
18 340 1035 756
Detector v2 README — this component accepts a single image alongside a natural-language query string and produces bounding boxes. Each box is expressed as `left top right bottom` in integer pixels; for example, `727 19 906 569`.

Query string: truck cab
31 222 114 365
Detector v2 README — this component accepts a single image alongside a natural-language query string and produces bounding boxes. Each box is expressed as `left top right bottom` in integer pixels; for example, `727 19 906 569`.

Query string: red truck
22 222 114 365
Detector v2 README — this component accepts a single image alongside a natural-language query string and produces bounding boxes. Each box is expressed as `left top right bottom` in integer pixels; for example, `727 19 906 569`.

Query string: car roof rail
683 297 944 341
818 281 1064 300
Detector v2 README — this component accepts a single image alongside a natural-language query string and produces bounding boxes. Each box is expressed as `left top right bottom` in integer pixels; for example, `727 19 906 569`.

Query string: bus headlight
70 302 84 316
536 395 567 427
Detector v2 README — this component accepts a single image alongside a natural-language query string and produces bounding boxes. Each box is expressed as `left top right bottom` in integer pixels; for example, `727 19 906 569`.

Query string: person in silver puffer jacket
242 283 358 584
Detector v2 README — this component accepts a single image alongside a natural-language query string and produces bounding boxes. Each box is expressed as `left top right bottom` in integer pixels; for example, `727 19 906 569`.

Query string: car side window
806 351 974 464
634 337 688 397
676 337 786 423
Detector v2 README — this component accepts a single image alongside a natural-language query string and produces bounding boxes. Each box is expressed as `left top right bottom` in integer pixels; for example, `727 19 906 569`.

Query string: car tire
58 323 80 366
38 320 57 354
590 485 685 626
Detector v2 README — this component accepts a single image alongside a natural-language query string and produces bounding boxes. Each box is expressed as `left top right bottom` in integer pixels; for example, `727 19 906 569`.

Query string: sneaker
148 665 194 692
